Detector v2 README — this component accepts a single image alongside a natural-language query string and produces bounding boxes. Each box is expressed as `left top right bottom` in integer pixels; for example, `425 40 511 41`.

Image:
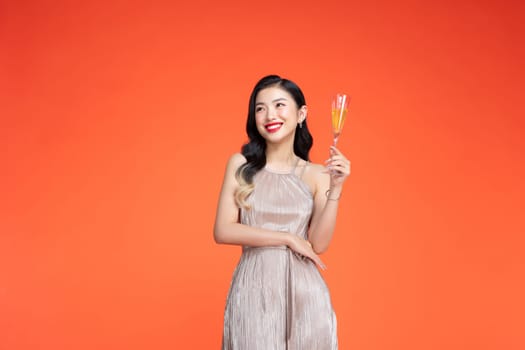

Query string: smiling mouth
265 123 283 133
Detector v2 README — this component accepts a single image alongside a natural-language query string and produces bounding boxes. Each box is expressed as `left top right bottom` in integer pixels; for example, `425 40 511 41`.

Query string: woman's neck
265 141 297 167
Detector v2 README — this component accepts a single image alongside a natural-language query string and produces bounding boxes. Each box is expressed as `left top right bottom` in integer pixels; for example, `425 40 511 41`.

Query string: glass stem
330 137 339 175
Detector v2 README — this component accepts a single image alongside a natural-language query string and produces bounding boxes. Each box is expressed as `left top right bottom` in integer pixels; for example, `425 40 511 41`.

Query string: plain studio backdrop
1 0 524 349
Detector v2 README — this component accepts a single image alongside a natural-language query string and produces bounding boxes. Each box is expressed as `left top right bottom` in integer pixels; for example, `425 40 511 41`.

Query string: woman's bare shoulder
301 161 329 195
304 161 328 178
225 152 247 171
229 152 246 165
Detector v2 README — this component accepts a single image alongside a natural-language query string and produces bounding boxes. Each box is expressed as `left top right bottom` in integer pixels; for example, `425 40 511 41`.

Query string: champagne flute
331 93 350 147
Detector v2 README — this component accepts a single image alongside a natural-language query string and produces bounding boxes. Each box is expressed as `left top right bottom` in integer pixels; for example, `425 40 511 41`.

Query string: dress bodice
240 166 313 239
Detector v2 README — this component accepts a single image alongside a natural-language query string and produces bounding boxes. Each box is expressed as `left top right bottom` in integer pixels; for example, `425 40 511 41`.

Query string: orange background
1 0 524 349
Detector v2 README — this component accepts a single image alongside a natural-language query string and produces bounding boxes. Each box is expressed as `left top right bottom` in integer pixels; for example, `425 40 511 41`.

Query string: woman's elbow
313 244 329 255
213 225 227 244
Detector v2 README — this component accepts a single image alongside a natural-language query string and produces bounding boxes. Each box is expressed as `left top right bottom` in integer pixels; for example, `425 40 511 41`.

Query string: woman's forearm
308 186 343 254
214 222 292 248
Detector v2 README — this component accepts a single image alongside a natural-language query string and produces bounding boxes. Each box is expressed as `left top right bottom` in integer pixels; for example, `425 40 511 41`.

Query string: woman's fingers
330 146 342 155
326 158 351 175
326 148 350 169
329 159 350 168
302 250 326 270
291 238 327 270
304 241 326 270
312 254 327 270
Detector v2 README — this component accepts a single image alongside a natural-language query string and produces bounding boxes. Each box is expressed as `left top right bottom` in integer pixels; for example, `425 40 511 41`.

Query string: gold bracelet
325 189 341 201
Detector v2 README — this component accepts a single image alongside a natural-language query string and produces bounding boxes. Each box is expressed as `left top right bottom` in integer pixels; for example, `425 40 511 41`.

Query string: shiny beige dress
222 165 338 349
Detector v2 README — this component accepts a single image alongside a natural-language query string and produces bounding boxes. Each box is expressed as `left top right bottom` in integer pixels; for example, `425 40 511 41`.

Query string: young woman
214 75 351 350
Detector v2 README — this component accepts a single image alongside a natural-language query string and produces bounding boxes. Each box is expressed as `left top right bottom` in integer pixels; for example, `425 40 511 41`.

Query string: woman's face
254 86 307 144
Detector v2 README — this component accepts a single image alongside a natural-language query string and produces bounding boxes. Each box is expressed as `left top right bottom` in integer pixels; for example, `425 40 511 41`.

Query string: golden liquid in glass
331 107 348 136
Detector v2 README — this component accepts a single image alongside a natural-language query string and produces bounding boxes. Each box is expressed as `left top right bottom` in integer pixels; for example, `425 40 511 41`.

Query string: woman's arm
213 153 326 269
214 153 293 247
307 146 351 254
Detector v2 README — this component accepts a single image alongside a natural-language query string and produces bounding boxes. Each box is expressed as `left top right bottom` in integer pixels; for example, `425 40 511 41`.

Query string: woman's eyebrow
255 97 288 105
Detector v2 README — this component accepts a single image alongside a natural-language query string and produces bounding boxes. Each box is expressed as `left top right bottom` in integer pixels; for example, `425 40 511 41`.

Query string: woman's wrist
278 231 294 247
326 186 343 201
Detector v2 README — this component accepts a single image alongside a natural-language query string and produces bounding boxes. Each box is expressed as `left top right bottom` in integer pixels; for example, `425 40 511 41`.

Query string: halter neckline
264 157 301 174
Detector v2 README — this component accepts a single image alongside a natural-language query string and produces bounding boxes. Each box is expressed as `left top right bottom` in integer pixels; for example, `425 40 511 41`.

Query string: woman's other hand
287 234 326 270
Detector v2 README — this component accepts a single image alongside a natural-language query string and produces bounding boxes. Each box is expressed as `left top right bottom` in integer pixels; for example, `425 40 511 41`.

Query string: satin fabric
222 166 338 349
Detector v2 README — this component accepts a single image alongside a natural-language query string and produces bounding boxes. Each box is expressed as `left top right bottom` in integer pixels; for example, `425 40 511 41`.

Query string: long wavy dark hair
235 75 314 208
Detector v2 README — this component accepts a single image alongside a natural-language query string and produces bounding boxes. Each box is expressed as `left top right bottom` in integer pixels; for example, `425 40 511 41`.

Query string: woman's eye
255 106 264 112
276 102 285 108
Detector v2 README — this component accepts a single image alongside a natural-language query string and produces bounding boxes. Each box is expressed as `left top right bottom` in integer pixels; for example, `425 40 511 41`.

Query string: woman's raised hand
325 146 351 188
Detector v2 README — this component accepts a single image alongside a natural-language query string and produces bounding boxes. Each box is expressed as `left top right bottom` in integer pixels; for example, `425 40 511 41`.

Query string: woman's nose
267 106 278 119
